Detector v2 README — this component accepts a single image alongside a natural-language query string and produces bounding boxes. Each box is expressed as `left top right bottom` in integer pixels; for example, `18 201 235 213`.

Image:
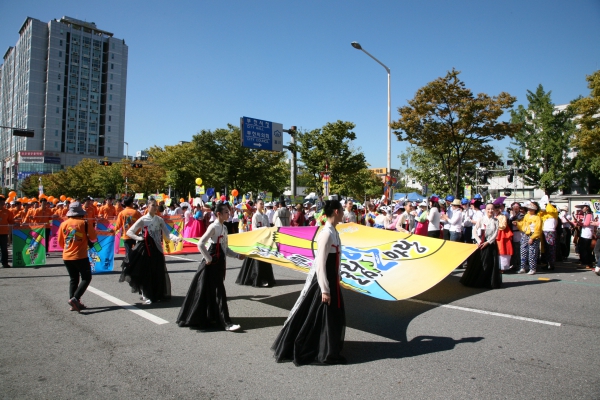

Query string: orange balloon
39 194 46 199
22 197 29 203
60 195 66 201
179 198 185 203
9 191 16 198
67 197 72 202
48 196 55 202
231 189 239 197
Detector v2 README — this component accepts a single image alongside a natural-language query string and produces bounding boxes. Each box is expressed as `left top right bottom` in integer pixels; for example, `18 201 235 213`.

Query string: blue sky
1 0 599 168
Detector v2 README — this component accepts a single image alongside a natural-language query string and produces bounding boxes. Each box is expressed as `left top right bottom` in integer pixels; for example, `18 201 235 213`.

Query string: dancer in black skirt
236 199 276 287
460 203 502 289
177 202 245 331
120 199 180 304
272 199 346 366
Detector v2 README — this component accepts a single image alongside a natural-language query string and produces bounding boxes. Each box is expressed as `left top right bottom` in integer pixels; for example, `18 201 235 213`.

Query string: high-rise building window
108 116 111 122
110 74 113 80
59 51 62 57
109 105 112 111
55 130 59 136
110 84 113 90
108 126 111 132
111 63 114 69
57 84 60 91
60 39 63 46
56 107 59 113
109 95 112 100
58 73 61 79
57 96 60 102
111 53 114 59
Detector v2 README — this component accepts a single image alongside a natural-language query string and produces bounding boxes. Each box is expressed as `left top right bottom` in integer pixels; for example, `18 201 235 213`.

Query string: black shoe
2 264 11 268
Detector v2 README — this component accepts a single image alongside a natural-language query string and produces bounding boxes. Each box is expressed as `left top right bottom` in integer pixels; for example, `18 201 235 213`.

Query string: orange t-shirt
99 204 117 219
32 207 55 228
84 205 98 222
57 218 97 260
0 209 15 235
114 207 143 240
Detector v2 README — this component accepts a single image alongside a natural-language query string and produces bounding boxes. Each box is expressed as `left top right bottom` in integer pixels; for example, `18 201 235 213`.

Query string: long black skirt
272 253 346 366
176 244 233 329
460 243 502 289
119 235 171 302
235 258 276 287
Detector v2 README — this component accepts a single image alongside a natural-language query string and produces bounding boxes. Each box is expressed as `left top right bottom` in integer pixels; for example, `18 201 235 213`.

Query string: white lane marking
87 286 169 325
407 298 561 327
166 255 198 262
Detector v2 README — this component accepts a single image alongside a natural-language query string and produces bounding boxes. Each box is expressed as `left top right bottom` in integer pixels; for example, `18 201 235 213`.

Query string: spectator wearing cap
0 196 15 268
445 199 463 242
58 201 97 312
427 196 441 239
386 203 404 230
374 205 388 229
414 201 429 236
265 202 275 227
442 195 455 240
513 202 542 275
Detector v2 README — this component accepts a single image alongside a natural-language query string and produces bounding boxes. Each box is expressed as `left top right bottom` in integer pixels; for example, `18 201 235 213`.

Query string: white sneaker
517 269 527 274
225 324 240 332
594 267 600 276
527 270 536 275
143 299 152 305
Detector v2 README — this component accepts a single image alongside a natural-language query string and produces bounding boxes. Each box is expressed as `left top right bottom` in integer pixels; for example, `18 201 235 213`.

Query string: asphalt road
1 248 599 399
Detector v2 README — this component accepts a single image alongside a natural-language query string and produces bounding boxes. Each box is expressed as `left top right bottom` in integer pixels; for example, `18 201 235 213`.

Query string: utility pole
284 126 297 197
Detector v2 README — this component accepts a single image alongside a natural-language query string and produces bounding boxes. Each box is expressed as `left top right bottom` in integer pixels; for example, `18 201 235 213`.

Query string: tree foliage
150 124 289 197
390 68 518 196
509 85 576 195
571 70 600 175
294 120 374 198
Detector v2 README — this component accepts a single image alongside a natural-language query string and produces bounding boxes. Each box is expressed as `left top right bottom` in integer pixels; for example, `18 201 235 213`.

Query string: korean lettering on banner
12 224 47 267
48 217 65 252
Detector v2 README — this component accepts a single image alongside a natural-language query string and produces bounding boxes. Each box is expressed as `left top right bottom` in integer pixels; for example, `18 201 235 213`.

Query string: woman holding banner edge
272 199 347 366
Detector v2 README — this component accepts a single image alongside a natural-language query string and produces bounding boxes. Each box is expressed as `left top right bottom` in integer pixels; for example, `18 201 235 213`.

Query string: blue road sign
240 116 284 152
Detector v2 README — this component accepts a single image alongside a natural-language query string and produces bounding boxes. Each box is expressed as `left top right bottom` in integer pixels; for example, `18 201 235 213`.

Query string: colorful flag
12 224 47 267
163 216 184 253
219 223 477 301
48 218 64 252
89 231 115 274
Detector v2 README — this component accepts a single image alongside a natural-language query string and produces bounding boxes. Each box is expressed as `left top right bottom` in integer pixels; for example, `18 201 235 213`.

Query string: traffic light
130 163 143 168
13 129 35 137
98 160 113 166
507 171 514 183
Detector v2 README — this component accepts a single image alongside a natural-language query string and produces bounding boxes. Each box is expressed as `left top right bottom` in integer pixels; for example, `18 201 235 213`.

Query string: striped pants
543 231 556 267
520 235 540 272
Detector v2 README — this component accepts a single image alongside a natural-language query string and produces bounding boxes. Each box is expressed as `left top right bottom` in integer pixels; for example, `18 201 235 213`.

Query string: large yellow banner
227 223 477 301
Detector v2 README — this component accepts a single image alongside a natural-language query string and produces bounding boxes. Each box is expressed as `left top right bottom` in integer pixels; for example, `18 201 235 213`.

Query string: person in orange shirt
53 202 65 217
0 196 15 268
13 202 28 225
59 200 71 218
98 196 117 219
115 199 124 215
113 196 142 260
57 201 97 312
83 197 98 224
32 198 56 241
24 200 38 222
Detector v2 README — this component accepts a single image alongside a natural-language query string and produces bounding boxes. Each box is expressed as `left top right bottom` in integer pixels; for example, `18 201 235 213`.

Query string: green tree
571 70 600 175
150 124 289 198
19 174 44 197
390 68 518 196
294 120 370 197
509 85 576 196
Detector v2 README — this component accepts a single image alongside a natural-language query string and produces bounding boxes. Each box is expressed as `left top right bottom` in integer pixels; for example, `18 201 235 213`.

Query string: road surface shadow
344 336 484 364
231 316 287 331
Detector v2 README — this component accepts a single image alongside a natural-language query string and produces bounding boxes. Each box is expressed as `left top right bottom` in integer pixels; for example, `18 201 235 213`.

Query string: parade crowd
0 190 599 366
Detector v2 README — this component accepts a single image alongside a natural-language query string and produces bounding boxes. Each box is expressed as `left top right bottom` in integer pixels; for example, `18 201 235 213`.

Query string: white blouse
474 215 499 245
127 214 179 254
314 222 341 295
252 211 270 230
197 221 239 263
427 207 440 231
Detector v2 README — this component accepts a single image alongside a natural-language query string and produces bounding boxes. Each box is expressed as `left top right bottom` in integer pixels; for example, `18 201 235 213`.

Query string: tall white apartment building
0 16 128 189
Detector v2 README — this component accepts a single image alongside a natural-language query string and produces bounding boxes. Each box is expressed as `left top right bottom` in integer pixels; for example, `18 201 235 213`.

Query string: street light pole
351 41 391 175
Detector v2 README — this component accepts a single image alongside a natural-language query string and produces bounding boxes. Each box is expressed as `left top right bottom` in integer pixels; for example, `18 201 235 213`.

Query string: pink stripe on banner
278 244 314 259
277 226 319 241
